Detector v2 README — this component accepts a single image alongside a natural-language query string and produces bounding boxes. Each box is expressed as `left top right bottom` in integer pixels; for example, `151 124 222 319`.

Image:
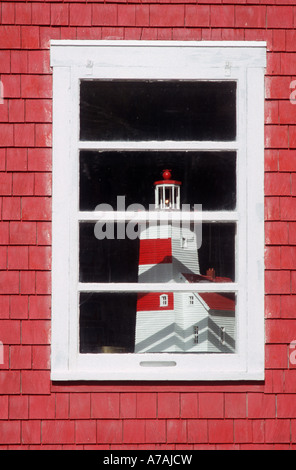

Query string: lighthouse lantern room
154 169 181 210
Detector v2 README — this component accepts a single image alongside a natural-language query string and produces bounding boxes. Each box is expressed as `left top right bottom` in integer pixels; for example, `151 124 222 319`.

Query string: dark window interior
79 291 236 354
79 79 237 355
79 151 236 211
79 222 235 283
79 292 137 353
80 80 236 142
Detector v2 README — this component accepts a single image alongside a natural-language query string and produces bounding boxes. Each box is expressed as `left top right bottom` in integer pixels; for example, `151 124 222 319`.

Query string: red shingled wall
1 0 296 450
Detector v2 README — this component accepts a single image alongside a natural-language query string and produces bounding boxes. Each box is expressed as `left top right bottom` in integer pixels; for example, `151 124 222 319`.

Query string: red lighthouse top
154 169 182 186
163 169 172 180
154 170 181 210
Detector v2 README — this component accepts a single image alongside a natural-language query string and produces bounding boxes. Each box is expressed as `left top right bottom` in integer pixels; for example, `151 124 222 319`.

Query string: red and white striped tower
137 169 200 285
134 170 236 354
135 170 202 353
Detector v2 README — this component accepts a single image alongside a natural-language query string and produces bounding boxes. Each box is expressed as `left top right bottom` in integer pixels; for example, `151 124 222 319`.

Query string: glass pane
198 223 236 282
80 151 236 211
80 80 236 141
79 223 139 283
79 292 137 353
79 222 235 283
79 292 236 354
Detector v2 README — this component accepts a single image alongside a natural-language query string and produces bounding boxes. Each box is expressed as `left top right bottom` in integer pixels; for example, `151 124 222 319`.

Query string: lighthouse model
134 170 236 354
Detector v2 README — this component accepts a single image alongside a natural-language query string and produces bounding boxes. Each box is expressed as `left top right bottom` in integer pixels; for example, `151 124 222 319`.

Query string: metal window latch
86 60 94 75
225 61 231 77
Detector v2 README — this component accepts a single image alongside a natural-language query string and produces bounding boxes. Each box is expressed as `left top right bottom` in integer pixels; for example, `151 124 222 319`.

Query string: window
181 237 188 249
51 40 266 381
220 327 226 345
160 294 168 307
193 326 199 344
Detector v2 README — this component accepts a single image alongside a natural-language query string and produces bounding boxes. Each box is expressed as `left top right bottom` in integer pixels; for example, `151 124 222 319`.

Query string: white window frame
50 40 266 381
160 294 168 307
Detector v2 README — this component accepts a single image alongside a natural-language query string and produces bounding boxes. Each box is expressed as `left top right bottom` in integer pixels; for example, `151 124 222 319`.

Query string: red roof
183 272 235 311
198 293 235 312
136 293 174 311
154 169 182 186
154 179 182 186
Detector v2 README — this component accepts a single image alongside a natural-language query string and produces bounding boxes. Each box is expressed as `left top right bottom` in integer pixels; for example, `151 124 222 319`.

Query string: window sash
51 40 265 381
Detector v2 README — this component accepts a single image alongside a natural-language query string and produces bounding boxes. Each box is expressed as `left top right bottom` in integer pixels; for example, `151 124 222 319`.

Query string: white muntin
0 341 3 365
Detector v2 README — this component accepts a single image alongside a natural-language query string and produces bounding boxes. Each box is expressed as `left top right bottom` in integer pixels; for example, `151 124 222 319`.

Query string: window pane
79 292 236 354
80 151 236 211
80 292 137 353
80 80 236 141
79 223 139 283
198 223 236 282
79 222 235 283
